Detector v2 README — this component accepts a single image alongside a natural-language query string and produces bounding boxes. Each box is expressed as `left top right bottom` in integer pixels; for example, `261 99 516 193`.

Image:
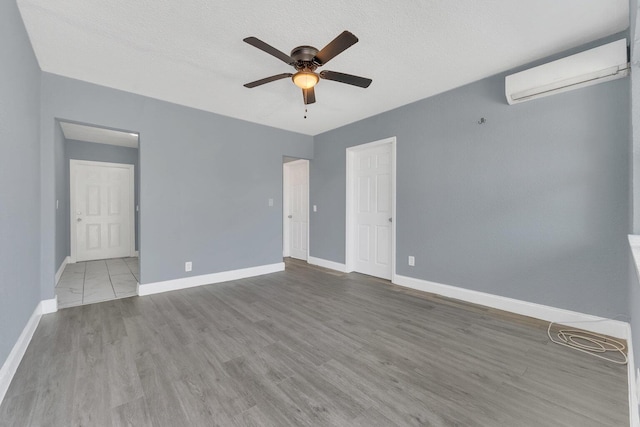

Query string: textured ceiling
60 121 139 148
18 0 629 136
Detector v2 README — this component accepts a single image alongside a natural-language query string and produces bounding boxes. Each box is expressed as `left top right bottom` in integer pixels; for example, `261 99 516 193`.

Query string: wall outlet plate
185 261 192 272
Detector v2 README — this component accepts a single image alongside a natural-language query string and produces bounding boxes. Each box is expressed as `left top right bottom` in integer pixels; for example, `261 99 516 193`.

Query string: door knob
288 215 293 219
77 218 82 222
388 218 392 222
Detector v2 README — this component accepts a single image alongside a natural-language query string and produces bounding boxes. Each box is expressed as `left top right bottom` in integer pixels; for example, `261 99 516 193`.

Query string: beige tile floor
55 257 139 308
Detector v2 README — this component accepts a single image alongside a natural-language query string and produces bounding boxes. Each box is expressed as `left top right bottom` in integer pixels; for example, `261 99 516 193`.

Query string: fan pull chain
304 107 308 119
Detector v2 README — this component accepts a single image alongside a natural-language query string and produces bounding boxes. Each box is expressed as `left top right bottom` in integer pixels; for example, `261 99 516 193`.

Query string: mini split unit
505 39 629 105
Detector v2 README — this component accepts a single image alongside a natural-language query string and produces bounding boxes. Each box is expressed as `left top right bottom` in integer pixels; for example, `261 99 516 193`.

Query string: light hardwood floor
0 259 629 426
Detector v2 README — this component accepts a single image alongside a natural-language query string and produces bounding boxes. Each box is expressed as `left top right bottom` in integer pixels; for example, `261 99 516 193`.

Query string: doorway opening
345 137 397 281
283 157 309 262
55 120 140 308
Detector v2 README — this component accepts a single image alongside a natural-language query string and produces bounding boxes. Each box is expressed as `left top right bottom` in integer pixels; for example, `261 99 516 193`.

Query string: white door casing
283 159 309 260
70 160 135 262
346 137 396 280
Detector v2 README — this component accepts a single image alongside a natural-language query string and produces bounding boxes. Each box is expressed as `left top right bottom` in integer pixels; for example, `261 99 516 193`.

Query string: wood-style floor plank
111 397 152 427
0 258 629 426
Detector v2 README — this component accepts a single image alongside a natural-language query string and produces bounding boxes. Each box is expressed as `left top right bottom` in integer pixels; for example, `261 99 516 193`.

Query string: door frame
283 159 309 259
345 137 397 281
69 159 135 263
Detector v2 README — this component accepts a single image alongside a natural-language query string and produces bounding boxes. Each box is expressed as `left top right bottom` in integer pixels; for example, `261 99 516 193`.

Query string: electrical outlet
268 198 274 207
408 256 415 266
185 261 192 272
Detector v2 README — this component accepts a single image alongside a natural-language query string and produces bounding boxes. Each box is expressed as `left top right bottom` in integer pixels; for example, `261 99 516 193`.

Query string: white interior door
284 160 309 260
71 160 134 262
353 144 392 279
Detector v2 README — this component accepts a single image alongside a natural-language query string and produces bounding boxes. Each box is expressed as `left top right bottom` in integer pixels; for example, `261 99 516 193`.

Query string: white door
353 144 392 279
284 160 309 260
71 160 134 262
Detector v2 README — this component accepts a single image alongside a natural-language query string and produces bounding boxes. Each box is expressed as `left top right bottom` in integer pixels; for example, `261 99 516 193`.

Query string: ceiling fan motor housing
291 46 319 70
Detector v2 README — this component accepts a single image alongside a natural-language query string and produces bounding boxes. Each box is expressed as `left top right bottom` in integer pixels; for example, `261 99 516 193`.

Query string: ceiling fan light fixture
292 71 319 89
243 32 371 105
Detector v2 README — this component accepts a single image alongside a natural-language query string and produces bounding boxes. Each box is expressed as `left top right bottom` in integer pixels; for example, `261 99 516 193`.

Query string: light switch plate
268 198 274 207
408 256 415 266
313 205 317 212
185 261 192 272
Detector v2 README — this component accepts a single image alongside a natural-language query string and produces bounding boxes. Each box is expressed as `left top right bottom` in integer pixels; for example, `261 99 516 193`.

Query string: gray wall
633 38 640 235
0 1 42 365
40 73 313 290
63 139 140 261
312 39 630 319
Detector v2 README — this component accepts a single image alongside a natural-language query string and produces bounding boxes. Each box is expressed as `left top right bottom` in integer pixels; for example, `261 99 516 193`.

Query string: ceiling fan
243 31 372 105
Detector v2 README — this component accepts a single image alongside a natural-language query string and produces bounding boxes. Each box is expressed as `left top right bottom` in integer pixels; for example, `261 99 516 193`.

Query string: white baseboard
307 256 347 273
40 296 58 314
138 262 285 296
0 298 53 406
55 256 70 285
626 323 639 427
393 274 629 339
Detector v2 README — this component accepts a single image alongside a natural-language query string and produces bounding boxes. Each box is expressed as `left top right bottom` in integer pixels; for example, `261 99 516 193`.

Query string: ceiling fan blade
319 70 372 88
313 31 359 65
244 73 293 88
243 37 294 65
303 87 316 105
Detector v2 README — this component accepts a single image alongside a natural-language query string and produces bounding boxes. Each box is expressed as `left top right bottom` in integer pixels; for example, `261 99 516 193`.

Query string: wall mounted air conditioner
505 39 629 105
